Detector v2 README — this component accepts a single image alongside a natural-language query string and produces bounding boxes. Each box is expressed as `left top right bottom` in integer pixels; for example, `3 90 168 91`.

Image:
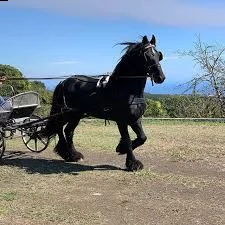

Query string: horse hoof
65 157 84 162
116 143 128 155
126 159 144 172
73 152 84 162
65 152 84 162
117 151 127 155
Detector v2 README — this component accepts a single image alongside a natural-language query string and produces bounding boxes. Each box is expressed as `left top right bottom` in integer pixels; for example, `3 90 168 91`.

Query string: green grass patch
0 192 17 201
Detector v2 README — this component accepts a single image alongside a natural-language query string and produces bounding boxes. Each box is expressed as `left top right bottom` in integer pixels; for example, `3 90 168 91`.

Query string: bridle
147 72 155 86
144 43 161 86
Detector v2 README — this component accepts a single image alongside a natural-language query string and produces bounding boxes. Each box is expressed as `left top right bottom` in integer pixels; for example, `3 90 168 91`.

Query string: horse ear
150 35 156 45
142 35 149 45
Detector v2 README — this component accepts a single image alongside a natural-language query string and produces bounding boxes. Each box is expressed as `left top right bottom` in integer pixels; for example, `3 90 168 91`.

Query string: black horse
43 35 165 171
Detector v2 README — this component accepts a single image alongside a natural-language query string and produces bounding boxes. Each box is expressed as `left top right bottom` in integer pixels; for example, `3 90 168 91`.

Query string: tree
30 81 51 103
0 64 31 92
144 98 167 117
30 81 53 116
161 95 221 118
178 36 225 117
0 64 53 116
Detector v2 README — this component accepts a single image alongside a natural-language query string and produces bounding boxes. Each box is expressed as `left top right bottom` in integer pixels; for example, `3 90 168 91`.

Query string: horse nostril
154 75 165 84
159 76 165 83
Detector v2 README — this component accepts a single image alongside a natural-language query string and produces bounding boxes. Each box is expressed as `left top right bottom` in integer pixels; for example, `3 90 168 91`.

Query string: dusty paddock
0 120 225 225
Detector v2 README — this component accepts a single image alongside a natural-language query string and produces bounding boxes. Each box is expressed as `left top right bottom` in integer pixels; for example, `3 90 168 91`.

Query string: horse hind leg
54 122 72 161
64 116 84 162
52 116 81 162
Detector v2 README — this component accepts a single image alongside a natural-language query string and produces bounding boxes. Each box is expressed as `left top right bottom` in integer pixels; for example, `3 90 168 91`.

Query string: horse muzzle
148 64 165 84
154 73 165 84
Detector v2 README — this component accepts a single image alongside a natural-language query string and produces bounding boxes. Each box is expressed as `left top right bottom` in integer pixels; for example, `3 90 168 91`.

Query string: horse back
64 75 98 94
60 75 104 109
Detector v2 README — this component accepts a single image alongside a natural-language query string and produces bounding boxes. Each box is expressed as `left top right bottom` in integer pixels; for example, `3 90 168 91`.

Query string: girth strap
129 97 145 105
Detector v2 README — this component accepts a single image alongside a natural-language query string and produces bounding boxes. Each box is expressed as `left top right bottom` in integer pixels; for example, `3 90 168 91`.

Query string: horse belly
99 103 146 123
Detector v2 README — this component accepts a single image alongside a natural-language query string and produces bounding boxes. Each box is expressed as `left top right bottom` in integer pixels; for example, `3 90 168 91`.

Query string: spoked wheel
21 115 49 153
0 132 6 159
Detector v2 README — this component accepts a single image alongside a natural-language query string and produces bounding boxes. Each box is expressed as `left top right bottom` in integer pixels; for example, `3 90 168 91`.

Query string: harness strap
129 97 145 105
96 75 110 88
61 81 73 111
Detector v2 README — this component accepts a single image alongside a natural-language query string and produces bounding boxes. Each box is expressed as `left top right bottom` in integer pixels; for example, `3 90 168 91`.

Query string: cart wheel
21 115 49 153
0 132 6 159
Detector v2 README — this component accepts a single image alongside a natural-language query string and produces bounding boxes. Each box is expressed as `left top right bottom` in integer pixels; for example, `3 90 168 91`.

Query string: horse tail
43 81 65 138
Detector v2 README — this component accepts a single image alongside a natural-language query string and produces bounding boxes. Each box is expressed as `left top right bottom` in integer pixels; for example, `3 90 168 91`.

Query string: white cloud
7 0 225 27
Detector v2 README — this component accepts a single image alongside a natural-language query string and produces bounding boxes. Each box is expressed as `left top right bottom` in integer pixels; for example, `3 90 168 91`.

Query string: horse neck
109 68 147 97
110 56 147 97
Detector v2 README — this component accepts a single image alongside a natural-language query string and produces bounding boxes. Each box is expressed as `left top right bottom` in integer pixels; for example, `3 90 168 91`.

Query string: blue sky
0 0 225 94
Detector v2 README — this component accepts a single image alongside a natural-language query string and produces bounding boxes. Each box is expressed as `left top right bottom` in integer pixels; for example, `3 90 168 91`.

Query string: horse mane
110 41 144 77
118 41 143 55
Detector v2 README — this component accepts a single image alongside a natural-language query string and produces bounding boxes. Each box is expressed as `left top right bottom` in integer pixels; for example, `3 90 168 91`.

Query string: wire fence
142 117 225 122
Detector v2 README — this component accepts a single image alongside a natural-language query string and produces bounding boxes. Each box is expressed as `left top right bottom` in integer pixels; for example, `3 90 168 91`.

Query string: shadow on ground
0 151 122 175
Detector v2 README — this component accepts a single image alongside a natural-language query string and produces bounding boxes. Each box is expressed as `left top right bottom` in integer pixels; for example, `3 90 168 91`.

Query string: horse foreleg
116 122 143 171
130 119 147 150
64 117 84 162
116 119 147 154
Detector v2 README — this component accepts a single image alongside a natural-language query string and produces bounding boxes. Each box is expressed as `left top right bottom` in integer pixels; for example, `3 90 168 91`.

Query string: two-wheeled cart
0 91 49 159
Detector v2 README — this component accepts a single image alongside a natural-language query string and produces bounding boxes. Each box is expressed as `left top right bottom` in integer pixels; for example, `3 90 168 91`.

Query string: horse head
114 35 165 84
141 35 165 84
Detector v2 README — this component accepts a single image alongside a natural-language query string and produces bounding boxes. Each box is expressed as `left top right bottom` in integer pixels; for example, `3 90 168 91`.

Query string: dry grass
0 120 225 225
143 122 225 161
73 119 225 161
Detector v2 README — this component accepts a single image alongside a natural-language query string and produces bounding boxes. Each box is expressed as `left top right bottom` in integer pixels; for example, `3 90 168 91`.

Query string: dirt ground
0 122 225 225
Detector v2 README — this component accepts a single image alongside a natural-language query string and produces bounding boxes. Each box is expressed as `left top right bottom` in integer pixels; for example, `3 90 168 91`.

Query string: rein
4 74 155 86
113 75 154 86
